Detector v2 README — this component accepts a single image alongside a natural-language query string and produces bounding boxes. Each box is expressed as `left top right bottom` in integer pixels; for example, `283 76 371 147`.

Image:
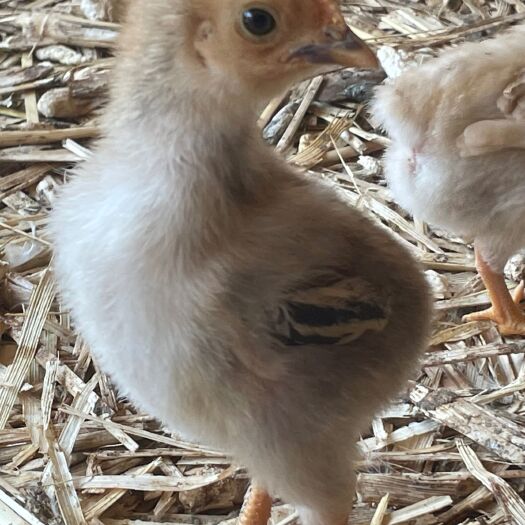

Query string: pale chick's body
373 25 525 335
50 1 431 524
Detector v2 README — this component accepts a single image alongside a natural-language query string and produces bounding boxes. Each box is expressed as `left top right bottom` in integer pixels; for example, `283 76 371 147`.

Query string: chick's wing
268 271 391 347
498 68 525 120
458 67 525 157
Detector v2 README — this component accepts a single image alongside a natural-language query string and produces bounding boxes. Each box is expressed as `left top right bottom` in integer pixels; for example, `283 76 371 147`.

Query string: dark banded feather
271 275 390 346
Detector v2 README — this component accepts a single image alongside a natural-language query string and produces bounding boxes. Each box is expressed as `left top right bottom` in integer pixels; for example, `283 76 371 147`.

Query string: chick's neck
100 1 275 251
103 62 262 191
100 88 264 253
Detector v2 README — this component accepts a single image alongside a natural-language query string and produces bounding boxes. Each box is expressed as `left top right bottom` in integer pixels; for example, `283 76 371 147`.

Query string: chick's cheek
235 57 293 94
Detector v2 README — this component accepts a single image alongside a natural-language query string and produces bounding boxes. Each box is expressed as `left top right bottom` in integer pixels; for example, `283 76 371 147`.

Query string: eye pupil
242 8 276 36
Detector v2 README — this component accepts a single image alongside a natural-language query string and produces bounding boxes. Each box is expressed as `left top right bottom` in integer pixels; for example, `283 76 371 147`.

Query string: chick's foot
238 485 272 525
464 270 525 336
463 302 525 336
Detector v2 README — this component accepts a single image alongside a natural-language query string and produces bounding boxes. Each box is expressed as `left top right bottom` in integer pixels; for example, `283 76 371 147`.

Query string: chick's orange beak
289 25 379 69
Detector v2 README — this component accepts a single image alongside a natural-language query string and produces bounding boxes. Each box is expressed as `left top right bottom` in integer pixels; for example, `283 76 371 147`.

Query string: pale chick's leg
463 248 525 336
238 485 272 525
457 119 525 157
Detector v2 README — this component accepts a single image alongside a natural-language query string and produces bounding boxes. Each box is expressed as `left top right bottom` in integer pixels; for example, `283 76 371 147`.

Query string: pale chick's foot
456 119 525 157
238 485 272 525
464 281 525 336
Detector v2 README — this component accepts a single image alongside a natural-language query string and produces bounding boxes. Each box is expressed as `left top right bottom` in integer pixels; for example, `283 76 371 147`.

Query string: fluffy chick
373 24 525 336
49 1 431 524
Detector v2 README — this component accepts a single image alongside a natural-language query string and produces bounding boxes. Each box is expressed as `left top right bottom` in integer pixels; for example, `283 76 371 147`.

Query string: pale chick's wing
269 271 391 347
498 68 525 120
458 67 525 157
457 119 525 157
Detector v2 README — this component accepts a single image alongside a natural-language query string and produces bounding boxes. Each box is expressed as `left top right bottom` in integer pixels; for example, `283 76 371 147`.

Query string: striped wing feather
271 274 391 346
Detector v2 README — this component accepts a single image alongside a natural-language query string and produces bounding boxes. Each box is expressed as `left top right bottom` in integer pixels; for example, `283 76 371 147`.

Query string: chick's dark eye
242 8 276 37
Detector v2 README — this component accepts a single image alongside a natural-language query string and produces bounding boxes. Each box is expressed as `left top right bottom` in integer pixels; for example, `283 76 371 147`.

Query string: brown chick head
191 0 378 100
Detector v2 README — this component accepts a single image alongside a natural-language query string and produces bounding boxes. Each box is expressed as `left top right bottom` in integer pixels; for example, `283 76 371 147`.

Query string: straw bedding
0 1 525 524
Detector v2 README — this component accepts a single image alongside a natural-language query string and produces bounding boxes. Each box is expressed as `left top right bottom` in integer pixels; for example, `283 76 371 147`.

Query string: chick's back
374 25 525 147
212 170 432 517
372 25 525 251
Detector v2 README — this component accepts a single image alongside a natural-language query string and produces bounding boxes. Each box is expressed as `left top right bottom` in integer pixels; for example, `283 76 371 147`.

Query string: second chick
373 24 525 335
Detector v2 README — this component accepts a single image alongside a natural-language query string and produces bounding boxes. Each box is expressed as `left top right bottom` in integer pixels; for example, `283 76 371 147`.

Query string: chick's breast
372 25 525 252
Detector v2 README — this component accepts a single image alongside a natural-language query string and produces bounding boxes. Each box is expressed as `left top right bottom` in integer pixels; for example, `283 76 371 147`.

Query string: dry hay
0 1 525 524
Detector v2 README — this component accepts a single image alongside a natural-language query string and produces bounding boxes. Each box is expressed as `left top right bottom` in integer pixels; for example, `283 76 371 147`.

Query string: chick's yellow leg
238 485 272 525
463 249 525 336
